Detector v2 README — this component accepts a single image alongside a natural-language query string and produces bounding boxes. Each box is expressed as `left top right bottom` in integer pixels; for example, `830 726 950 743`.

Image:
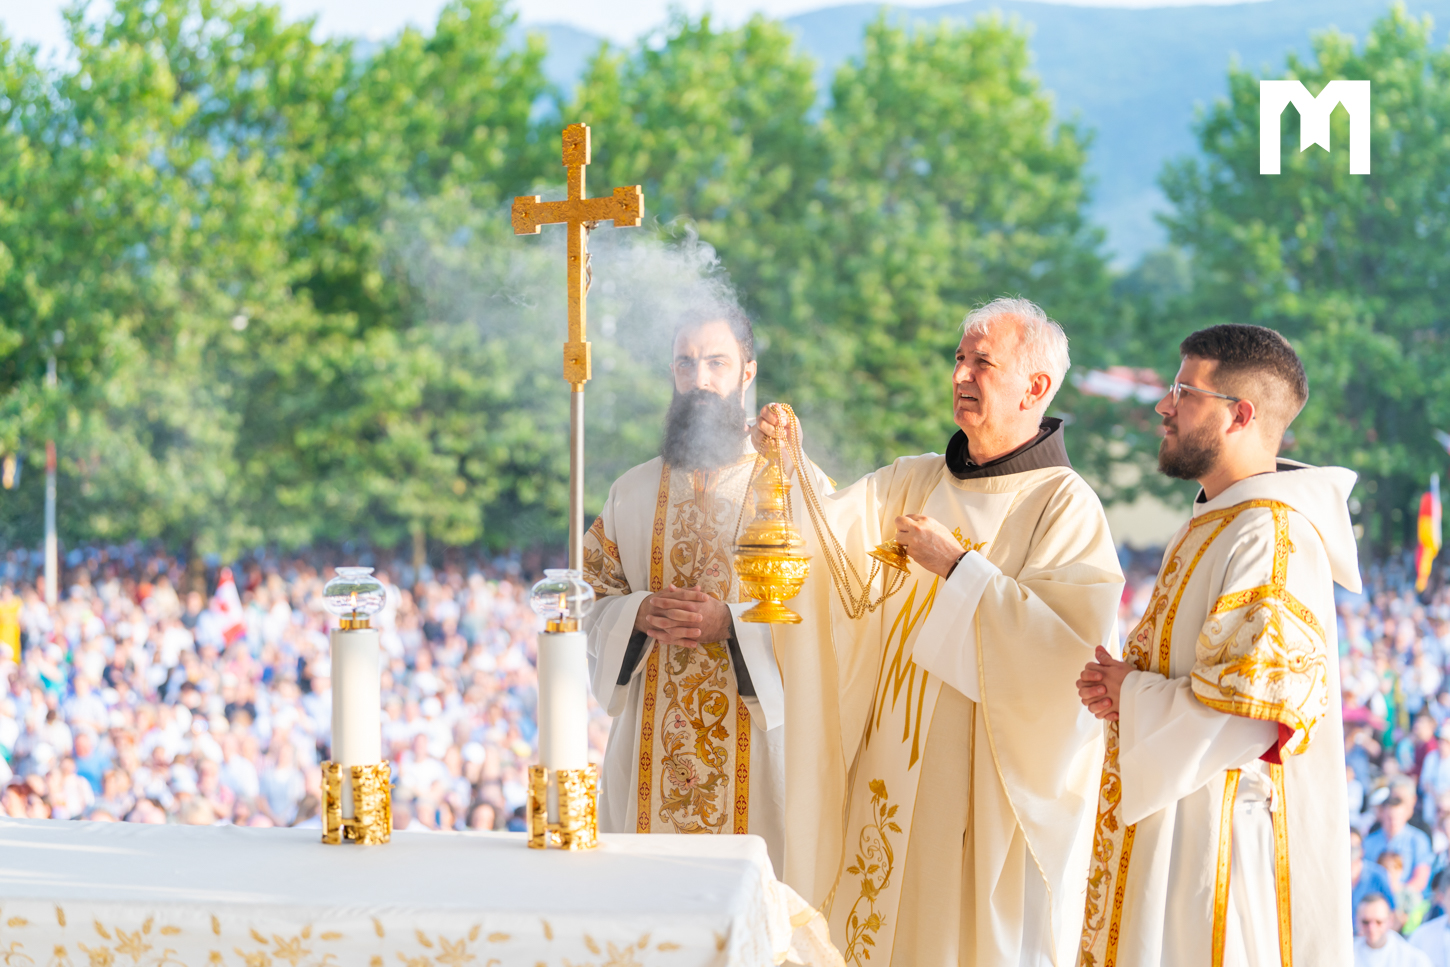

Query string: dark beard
1158 420 1223 480
661 388 748 471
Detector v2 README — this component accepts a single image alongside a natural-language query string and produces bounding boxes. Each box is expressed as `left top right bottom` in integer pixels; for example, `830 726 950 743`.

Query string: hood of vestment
1195 459 1362 593
945 417 1070 479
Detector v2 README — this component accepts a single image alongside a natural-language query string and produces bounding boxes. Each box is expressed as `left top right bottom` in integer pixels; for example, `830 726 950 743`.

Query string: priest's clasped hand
893 514 966 578
750 403 797 478
1077 646 1131 721
634 585 733 649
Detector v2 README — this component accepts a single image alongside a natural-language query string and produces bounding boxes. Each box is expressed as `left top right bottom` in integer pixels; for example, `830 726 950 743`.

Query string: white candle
537 629 590 821
330 627 382 817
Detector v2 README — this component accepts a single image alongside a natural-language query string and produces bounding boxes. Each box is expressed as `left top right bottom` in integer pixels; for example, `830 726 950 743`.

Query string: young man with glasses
1076 324 1359 967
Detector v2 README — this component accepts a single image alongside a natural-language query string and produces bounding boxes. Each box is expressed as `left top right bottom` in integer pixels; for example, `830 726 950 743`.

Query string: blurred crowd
0 544 608 834
15 540 1450 953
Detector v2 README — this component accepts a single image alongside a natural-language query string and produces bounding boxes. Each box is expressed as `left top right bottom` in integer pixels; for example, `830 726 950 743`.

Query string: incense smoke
385 192 755 537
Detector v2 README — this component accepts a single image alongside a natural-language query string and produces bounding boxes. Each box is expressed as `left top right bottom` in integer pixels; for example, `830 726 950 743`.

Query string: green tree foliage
1159 6 1450 550
568 13 824 415
0 1 1121 554
788 16 1110 475
575 14 1113 479
0 0 575 555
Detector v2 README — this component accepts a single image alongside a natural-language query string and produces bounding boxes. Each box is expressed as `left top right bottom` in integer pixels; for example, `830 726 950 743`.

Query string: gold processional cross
513 124 644 569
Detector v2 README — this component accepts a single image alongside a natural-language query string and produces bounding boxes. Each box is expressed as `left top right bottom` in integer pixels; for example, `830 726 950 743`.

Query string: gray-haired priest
761 297 1124 966
581 307 828 874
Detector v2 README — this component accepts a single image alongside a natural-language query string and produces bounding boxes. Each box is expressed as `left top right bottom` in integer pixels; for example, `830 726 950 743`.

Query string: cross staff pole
513 124 644 571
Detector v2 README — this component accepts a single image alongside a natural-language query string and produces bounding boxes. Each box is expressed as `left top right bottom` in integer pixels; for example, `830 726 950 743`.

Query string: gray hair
961 297 1070 407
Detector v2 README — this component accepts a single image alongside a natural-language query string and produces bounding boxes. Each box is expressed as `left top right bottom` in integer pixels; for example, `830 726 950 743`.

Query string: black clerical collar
1193 459 1311 503
945 418 1071 480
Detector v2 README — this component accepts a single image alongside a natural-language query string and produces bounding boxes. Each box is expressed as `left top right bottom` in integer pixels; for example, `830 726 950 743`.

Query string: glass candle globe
529 568 595 632
323 567 385 628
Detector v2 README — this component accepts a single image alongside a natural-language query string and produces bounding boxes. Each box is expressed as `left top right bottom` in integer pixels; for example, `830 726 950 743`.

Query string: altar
0 818 839 966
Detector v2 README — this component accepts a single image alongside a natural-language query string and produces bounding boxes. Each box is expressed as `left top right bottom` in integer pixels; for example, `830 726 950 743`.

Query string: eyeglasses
1168 381 1243 407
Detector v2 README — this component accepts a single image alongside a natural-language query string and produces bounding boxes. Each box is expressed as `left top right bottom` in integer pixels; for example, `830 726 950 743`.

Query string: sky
6 0 1265 52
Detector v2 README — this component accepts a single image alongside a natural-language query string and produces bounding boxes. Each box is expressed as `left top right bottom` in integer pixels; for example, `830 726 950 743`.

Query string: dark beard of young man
660 386 749 471
1158 417 1224 481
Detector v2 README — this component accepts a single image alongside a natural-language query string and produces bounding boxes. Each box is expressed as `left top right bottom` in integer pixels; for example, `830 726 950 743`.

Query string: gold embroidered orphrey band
635 461 753 837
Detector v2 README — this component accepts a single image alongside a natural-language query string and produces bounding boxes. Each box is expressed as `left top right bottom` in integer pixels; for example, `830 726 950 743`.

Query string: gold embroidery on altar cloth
0 913 669 967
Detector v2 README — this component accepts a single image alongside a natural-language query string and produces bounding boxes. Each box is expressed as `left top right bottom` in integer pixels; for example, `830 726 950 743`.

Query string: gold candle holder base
869 540 912 572
321 761 393 845
527 764 599 850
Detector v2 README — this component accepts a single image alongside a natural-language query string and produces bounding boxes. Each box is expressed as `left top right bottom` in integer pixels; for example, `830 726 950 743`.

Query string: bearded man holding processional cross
1075 325 1356 967
759 297 1124 966
581 307 829 872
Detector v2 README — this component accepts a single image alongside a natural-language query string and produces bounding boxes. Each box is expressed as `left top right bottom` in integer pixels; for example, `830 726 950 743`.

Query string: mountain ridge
527 0 1450 265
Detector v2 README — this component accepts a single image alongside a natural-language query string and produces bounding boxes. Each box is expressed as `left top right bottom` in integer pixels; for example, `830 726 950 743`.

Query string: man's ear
742 359 758 390
1229 398 1257 431
1024 372 1052 410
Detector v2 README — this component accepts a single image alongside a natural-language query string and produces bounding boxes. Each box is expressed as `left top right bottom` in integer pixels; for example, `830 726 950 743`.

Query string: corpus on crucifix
513 123 643 849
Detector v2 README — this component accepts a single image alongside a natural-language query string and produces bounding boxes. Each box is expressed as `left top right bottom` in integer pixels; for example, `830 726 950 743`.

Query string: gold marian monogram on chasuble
1079 499 1322 967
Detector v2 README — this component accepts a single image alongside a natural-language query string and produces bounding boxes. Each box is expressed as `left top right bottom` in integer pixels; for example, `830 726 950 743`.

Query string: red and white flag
212 567 247 645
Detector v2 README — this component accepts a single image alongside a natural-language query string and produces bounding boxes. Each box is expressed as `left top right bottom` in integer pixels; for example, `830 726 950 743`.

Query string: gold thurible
736 404 908 624
733 432 812 624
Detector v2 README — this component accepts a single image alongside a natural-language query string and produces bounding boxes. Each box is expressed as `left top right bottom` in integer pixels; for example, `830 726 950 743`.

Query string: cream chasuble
583 449 825 873
1077 463 1358 967
773 445 1123 967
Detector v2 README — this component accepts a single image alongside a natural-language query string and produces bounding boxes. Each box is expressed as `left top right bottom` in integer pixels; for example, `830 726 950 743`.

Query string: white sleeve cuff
911 551 999 702
728 602 785 732
1118 670 1280 825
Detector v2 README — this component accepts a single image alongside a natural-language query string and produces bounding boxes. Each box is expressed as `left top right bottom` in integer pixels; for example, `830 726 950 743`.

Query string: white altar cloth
0 818 841 967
